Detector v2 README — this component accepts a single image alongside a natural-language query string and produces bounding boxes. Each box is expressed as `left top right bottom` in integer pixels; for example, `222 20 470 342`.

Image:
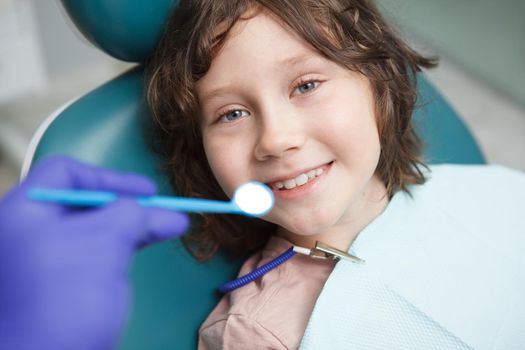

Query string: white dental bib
300 164 525 350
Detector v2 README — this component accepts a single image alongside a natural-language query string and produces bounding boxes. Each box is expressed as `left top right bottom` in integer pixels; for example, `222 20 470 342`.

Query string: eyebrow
276 53 319 68
200 54 321 102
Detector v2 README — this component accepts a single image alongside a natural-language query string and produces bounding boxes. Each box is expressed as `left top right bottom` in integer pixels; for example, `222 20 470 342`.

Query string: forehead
196 12 325 94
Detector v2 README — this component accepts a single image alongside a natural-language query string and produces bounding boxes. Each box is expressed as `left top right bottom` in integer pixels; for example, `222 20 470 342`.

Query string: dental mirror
28 181 274 217
232 181 274 216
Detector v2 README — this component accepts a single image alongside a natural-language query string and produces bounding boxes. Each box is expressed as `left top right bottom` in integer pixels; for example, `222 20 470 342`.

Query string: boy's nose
253 108 307 161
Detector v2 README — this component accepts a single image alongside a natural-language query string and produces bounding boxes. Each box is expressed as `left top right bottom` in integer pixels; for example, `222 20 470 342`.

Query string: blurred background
1 0 524 195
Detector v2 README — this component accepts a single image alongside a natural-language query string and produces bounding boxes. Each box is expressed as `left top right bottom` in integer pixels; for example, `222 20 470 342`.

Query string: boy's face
197 12 388 248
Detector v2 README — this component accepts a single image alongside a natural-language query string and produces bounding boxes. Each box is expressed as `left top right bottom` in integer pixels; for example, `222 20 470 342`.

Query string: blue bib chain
218 242 364 294
218 247 297 294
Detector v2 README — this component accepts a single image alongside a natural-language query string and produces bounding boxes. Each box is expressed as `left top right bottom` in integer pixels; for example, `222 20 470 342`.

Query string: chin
265 192 350 237
276 209 338 237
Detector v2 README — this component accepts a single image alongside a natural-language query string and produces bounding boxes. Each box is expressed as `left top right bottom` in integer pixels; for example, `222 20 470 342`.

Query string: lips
265 161 333 191
267 161 333 200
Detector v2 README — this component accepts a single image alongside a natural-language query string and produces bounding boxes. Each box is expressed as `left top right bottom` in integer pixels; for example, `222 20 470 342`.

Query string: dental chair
22 1 485 349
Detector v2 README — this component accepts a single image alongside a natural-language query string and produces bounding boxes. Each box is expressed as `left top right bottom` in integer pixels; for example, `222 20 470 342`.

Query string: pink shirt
198 236 335 350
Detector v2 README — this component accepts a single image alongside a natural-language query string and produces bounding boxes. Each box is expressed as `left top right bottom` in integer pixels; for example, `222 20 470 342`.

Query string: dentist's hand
0 156 189 350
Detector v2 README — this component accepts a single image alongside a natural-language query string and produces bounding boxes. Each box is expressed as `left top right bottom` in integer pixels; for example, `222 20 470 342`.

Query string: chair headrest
60 0 179 63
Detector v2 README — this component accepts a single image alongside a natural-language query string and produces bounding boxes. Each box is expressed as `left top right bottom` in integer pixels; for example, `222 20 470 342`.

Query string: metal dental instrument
293 241 365 264
28 181 274 217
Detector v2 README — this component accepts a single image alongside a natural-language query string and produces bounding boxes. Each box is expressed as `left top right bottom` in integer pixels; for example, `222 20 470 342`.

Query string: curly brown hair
146 0 437 261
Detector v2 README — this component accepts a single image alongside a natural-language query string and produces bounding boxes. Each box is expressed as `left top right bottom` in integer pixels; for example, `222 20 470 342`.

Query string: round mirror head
233 182 274 216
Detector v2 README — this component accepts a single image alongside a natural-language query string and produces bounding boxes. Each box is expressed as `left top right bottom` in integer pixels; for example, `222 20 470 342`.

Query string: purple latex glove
0 156 189 350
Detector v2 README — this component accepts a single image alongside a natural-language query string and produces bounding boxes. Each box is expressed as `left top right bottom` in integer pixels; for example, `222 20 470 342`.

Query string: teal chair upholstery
25 1 485 349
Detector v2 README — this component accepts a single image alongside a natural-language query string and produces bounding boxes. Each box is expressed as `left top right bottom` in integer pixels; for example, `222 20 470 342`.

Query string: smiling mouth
267 161 333 191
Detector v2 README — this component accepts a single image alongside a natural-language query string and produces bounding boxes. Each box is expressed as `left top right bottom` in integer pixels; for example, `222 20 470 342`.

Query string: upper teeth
271 166 324 190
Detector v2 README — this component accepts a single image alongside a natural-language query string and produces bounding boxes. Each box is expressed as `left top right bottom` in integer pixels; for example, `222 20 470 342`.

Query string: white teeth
270 165 327 190
295 173 308 186
284 179 296 189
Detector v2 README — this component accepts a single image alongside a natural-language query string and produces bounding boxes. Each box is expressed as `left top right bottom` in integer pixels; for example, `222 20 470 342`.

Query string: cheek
310 80 377 136
310 92 381 180
202 133 248 198
313 103 379 151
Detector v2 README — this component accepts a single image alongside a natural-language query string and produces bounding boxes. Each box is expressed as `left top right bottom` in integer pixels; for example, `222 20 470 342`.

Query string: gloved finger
22 155 156 196
137 207 190 248
64 198 190 250
64 198 147 236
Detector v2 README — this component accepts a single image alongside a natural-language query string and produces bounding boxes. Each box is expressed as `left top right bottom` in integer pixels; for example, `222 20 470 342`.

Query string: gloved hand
0 156 189 350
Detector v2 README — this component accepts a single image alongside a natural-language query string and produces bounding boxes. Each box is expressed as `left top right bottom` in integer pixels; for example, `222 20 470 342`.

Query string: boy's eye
214 79 321 123
292 80 320 96
218 109 248 123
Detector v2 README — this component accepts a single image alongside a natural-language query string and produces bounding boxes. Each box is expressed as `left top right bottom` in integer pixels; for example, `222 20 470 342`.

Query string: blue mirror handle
137 196 241 214
28 188 244 215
